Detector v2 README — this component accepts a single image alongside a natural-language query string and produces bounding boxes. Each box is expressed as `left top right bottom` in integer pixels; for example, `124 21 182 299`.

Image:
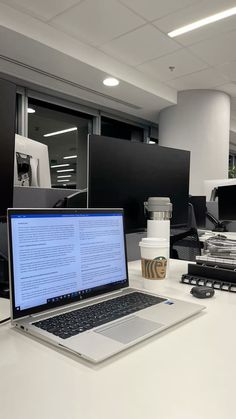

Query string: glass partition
28 98 93 189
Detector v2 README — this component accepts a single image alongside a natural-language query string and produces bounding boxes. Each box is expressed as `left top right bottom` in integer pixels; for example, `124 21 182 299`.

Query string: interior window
27 98 93 189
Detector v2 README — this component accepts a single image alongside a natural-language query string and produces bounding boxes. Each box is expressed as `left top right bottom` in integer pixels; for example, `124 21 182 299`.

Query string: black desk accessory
181 263 236 293
206 211 227 232
190 286 215 298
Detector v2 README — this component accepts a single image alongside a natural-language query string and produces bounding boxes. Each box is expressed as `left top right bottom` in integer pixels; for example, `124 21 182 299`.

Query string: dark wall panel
0 78 16 217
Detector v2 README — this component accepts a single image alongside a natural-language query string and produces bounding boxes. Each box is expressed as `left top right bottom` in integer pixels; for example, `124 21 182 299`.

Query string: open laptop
8 208 205 363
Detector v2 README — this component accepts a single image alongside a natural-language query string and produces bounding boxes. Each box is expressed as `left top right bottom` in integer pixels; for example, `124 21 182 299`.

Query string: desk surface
1 260 236 419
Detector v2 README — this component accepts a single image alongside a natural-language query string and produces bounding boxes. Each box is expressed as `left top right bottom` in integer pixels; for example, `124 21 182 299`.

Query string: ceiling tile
137 49 208 82
217 61 236 82
166 68 228 90
119 0 197 21
189 30 236 65
154 0 236 31
100 25 180 66
158 17 236 47
50 0 145 47
0 0 80 21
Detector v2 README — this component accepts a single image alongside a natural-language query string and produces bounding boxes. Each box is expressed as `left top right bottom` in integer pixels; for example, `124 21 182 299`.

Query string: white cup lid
139 237 169 248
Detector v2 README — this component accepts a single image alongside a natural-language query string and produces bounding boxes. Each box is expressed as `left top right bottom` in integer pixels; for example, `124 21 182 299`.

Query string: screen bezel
8 208 129 320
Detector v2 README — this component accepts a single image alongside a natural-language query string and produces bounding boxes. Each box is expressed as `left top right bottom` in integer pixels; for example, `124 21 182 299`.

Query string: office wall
158 90 230 196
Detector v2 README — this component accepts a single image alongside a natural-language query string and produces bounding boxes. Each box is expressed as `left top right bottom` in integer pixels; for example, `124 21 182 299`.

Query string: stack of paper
197 235 236 266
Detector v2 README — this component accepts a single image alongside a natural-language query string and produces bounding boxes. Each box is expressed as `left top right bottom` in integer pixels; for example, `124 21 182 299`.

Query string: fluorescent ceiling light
57 175 72 178
103 77 119 87
51 164 70 168
168 7 236 37
63 155 78 159
57 179 69 182
44 127 77 137
57 169 74 173
27 108 35 114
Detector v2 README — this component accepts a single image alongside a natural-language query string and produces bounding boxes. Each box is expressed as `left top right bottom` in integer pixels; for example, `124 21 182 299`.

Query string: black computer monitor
189 196 206 228
218 185 236 221
88 135 190 232
66 190 87 208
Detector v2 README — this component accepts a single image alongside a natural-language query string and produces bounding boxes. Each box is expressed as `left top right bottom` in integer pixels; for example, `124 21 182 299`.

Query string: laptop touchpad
96 316 163 344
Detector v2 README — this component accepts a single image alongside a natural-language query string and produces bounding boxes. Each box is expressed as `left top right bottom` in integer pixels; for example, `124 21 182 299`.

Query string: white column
158 90 230 195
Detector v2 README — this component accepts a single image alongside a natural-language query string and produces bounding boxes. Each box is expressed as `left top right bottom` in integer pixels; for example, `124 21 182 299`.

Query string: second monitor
218 184 236 221
88 135 190 232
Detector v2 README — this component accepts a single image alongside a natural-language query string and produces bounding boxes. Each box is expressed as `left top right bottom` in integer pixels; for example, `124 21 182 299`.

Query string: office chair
170 204 201 262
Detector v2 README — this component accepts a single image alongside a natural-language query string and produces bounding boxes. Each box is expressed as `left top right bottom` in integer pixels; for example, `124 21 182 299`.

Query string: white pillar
158 90 230 195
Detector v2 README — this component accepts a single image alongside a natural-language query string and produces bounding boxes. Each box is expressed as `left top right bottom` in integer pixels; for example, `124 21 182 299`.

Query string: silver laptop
8 208 205 363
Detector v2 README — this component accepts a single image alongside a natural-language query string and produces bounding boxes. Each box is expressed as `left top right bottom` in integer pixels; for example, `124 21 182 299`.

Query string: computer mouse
190 286 215 299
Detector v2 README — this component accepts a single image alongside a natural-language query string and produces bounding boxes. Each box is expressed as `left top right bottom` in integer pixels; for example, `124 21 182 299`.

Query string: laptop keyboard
33 292 166 339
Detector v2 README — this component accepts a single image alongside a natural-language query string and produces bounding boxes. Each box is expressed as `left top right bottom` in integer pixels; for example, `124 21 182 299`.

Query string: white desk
0 298 10 321
0 260 236 419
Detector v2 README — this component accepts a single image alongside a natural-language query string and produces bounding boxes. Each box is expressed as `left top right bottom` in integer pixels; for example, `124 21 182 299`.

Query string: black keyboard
33 292 166 339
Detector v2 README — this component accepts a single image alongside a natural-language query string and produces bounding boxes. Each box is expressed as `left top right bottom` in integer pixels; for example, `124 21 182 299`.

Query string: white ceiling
1 0 236 130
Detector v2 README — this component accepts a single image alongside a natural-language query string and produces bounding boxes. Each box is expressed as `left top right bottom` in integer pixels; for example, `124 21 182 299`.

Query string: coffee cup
139 238 169 281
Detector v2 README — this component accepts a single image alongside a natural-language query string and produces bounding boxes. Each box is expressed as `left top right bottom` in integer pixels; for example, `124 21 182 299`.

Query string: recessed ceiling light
27 108 35 114
63 155 78 159
103 77 119 87
168 6 236 38
51 164 70 168
57 175 72 178
57 169 74 173
57 179 70 182
44 127 77 137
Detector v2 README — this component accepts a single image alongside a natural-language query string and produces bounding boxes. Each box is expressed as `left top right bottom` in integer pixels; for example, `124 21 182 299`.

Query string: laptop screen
8 209 128 319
